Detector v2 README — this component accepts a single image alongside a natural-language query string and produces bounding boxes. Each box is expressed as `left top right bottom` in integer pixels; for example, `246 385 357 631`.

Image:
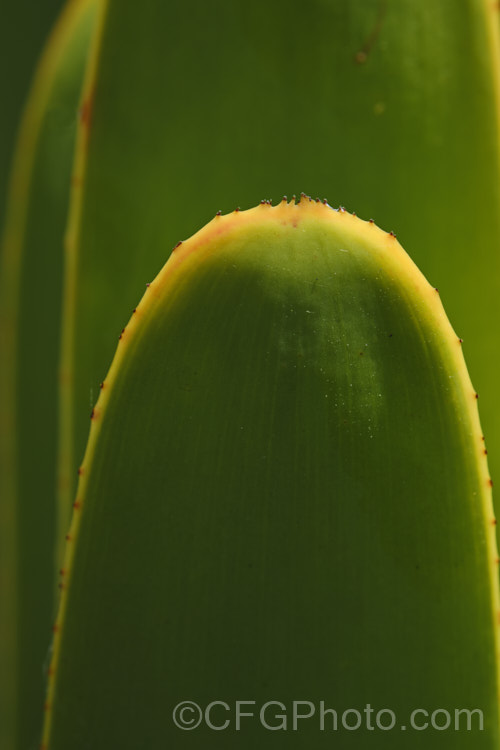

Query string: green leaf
43 201 499 749
61 0 500 543
0 0 65 228
0 1 97 747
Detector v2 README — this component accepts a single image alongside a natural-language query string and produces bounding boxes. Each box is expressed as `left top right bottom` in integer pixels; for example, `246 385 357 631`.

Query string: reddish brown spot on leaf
79 92 94 129
73 501 81 510
355 0 388 63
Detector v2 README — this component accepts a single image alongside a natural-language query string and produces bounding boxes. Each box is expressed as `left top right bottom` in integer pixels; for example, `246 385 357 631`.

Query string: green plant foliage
0 0 65 227
43 201 499 748
1 0 500 747
0 2 97 748
60 0 500 540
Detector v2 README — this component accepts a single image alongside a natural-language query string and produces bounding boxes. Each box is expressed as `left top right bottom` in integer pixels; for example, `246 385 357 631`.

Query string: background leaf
0 2 97 747
0 0 65 227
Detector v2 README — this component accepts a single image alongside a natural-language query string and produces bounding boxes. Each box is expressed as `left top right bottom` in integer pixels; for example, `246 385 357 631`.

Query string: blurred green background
0 0 64 227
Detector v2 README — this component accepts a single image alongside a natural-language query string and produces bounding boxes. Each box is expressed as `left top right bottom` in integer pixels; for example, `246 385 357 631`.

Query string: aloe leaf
43 201 499 749
61 0 500 545
0 1 97 748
